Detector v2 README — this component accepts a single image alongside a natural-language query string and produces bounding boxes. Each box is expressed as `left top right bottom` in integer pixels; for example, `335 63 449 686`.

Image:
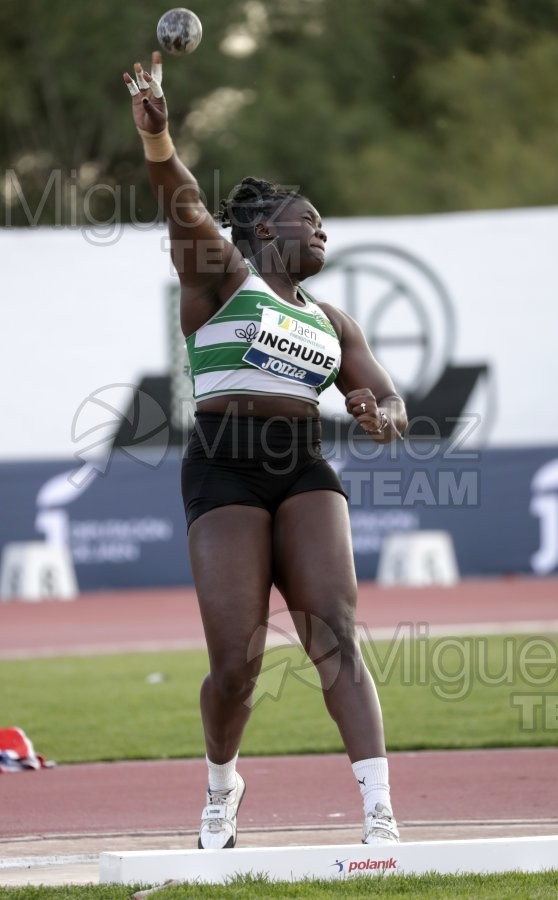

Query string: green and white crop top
185 267 342 404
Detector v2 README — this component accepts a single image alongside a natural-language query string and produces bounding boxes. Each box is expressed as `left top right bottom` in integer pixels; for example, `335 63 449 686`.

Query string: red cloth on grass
0 727 54 772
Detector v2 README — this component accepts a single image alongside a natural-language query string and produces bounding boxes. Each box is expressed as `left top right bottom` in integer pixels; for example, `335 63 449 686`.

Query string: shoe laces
203 789 233 834
207 785 233 805
370 803 393 821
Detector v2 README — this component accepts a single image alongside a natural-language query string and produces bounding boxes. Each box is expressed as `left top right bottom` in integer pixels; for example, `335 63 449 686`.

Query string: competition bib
242 306 340 387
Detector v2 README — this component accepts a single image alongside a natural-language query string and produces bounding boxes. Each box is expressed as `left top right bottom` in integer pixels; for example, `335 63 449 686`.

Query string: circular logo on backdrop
310 243 494 443
312 244 457 399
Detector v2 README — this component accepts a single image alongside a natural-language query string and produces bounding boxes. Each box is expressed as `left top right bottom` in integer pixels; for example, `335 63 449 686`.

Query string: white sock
206 753 238 793
352 756 392 816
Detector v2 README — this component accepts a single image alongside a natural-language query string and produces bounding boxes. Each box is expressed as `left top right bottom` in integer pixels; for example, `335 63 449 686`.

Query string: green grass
2 872 558 898
1 634 557 764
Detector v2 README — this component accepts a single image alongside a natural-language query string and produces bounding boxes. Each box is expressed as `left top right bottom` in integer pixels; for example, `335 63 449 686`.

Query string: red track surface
1 578 557 842
1 576 557 658
1 749 557 840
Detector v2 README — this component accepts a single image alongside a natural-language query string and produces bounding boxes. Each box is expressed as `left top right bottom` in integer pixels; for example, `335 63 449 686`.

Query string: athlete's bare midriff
196 393 320 420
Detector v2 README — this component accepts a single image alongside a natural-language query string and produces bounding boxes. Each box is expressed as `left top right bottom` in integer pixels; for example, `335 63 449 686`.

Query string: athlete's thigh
273 490 358 625
188 504 273 667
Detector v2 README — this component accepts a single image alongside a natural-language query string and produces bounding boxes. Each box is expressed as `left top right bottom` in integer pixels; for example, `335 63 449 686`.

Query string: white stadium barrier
99 835 558 886
377 530 460 586
0 541 78 601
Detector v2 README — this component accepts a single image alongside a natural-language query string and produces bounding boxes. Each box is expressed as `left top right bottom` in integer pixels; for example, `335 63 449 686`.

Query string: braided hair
219 176 305 249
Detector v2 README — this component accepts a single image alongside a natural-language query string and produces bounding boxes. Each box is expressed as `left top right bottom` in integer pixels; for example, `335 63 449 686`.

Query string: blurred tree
2 0 558 224
0 0 248 225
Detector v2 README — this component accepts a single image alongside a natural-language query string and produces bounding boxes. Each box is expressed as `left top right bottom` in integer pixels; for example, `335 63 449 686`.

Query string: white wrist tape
137 127 175 162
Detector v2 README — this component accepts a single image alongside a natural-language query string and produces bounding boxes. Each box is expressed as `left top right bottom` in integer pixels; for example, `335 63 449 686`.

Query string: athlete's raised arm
123 52 248 320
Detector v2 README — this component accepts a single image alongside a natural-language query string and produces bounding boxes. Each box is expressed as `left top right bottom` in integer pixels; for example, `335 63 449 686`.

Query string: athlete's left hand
345 389 383 434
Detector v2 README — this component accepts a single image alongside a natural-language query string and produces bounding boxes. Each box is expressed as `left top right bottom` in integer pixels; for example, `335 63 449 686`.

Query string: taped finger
143 72 163 98
125 77 140 97
149 78 163 99
134 65 150 91
152 60 163 85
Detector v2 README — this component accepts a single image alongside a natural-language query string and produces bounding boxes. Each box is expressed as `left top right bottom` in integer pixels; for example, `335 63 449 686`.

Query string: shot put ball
157 8 203 56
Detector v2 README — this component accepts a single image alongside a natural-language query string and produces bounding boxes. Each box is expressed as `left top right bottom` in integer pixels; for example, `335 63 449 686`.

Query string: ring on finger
360 402 367 413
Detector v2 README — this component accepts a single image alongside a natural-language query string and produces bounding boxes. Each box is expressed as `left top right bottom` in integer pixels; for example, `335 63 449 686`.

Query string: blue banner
1 444 557 590
0 453 189 590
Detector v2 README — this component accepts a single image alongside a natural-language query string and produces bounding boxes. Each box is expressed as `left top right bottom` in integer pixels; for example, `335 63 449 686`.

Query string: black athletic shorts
181 412 347 529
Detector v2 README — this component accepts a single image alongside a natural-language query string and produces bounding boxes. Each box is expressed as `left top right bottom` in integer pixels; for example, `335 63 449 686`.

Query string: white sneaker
362 802 400 845
198 772 246 849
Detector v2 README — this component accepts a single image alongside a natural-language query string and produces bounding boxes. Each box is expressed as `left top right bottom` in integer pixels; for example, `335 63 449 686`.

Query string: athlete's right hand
123 51 167 134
